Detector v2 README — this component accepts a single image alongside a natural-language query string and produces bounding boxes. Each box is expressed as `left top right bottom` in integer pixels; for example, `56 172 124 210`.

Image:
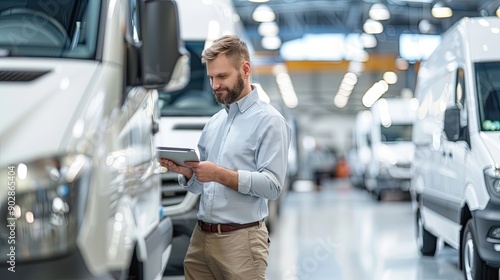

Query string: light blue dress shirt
179 87 291 224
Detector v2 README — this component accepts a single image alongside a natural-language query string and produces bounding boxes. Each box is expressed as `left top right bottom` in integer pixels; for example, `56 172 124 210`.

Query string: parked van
412 17 500 280
0 1 188 279
365 98 417 200
348 110 373 189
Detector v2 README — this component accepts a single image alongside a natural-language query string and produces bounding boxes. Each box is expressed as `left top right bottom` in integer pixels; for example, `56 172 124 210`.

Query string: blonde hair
201 35 250 69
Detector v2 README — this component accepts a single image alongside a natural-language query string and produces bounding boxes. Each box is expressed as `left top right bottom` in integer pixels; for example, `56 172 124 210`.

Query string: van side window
476 62 500 131
453 68 471 143
484 89 500 120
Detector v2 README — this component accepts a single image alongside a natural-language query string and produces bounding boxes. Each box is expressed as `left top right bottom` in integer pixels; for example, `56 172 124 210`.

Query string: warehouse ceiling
232 0 498 51
229 0 500 116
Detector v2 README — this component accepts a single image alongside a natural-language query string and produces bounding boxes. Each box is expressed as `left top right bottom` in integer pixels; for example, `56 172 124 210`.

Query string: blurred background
232 0 496 156
161 0 500 279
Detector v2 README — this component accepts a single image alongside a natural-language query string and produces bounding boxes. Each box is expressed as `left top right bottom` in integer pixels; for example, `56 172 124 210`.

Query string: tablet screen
156 146 199 167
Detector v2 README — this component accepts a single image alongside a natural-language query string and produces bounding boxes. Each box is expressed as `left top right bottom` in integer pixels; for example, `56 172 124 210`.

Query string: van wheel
416 211 437 256
462 220 497 280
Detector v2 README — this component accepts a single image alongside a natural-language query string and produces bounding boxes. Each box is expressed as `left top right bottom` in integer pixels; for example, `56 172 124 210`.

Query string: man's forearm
216 167 239 191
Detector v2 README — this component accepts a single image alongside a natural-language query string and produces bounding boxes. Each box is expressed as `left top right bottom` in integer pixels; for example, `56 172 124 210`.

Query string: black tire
416 210 437 256
462 219 498 280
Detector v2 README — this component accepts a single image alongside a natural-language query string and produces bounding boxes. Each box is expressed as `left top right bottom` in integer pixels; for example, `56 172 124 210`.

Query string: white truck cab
412 17 500 280
365 97 418 200
0 1 188 279
348 109 373 189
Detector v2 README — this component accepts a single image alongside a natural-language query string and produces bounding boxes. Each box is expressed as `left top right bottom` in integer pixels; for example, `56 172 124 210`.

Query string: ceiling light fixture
362 80 389 107
432 1 452 18
275 72 298 108
363 19 384 34
258 21 279 36
369 3 390 21
252 4 276 22
261 35 282 50
383 72 398 84
360 33 377 48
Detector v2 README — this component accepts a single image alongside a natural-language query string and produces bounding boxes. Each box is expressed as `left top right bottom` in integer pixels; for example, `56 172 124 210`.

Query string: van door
428 72 455 199
446 68 468 195
442 68 468 244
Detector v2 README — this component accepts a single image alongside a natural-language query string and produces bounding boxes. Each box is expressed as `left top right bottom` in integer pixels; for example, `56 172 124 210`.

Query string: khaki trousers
184 220 269 280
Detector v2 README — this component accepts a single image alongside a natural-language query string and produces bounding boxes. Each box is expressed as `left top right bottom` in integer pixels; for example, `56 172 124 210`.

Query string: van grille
161 173 188 206
162 182 188 206
0 70 50 82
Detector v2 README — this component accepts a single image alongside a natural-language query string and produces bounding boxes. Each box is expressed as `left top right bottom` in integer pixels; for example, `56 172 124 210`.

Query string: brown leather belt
198 220 260 233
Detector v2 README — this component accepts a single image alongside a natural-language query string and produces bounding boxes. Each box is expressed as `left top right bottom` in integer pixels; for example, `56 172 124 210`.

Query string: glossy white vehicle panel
412 16 500 278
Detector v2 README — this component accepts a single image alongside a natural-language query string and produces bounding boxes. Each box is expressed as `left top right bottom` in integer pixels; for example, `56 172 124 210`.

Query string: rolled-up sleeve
238 170 252 194
238 169 282 200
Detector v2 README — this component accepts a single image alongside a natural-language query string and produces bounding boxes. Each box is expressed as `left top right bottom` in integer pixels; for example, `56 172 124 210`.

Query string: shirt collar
225 86 259 113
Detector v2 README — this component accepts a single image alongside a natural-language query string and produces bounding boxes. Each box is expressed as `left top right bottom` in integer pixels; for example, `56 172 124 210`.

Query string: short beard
214 73 245 105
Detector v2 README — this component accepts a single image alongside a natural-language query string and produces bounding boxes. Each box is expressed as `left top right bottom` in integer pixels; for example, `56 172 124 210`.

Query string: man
160 35 291 279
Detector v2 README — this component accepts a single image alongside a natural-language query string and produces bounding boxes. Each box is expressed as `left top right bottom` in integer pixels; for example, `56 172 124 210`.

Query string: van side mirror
140 0 189 89
444 105 461 141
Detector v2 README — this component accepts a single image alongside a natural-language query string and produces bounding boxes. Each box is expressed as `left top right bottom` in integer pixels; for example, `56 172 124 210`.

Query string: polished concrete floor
164 179 466 280
266 179 464 280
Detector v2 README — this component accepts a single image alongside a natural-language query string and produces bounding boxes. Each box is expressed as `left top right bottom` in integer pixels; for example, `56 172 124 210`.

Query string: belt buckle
202 221 214 232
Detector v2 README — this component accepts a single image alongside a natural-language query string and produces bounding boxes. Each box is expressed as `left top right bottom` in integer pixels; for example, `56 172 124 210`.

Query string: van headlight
0 154 91 262
484 167 500 203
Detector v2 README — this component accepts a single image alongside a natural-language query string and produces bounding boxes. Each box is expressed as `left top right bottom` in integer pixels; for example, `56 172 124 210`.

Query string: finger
166 160 178 167
185 161 199 168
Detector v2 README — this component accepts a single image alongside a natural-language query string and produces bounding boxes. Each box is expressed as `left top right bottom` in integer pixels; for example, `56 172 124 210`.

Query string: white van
0 1 188 279
412 17 500 280
364 98 417 200
348 110 373 189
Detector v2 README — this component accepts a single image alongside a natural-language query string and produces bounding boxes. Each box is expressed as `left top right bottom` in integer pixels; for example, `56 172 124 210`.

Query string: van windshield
0 0 99 59
477 62 500 131
158 41 222 117
380 124 412 142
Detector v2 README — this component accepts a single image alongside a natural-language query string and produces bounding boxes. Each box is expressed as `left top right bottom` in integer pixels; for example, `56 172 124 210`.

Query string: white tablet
156 146 199 167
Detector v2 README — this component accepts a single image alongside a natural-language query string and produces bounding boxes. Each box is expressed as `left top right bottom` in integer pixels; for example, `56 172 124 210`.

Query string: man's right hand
160 158 194 179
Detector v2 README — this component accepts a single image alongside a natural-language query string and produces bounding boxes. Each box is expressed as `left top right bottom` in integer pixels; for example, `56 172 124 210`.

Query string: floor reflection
266 179 464 280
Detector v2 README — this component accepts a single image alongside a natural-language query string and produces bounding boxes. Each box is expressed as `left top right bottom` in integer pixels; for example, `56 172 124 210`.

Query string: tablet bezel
156 146 199 167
